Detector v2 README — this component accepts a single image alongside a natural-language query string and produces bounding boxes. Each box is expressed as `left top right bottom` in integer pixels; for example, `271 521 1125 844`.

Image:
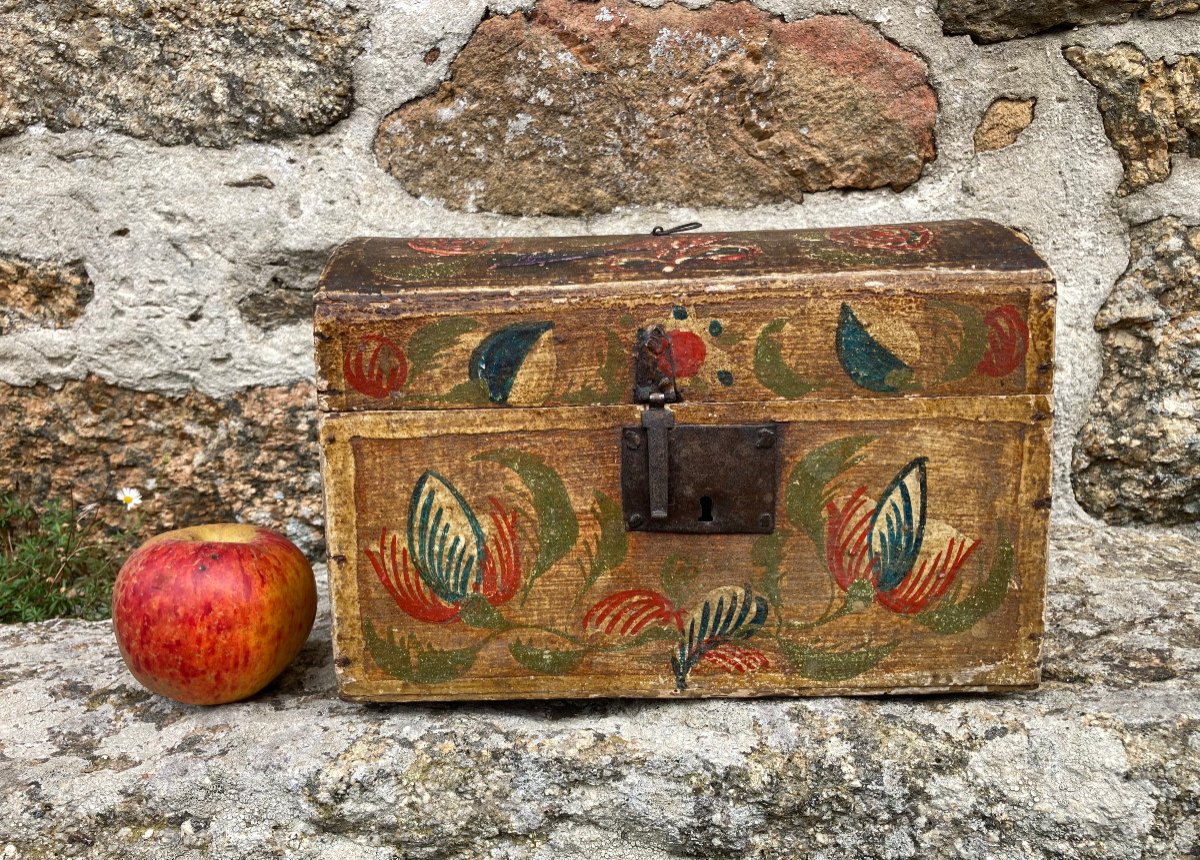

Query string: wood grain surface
316 221 1055 701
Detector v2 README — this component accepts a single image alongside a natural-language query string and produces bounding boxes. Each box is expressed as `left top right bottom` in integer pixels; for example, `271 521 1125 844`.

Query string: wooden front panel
322 398 1050 701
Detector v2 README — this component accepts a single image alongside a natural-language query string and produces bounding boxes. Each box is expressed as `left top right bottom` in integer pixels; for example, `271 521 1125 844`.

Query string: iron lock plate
620 420 781 534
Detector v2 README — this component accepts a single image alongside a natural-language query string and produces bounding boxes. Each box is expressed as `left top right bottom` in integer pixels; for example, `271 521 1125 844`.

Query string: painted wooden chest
314 220 1054 701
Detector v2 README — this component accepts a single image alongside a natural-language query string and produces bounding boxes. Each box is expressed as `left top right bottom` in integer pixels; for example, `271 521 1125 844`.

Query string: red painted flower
829 224 935 253
343 334 408 399
582 589 683 635
365 530 461 624
479 498 521 607
661 330 707 378
975 305 1029 378
698 643 770 674
366 498 523 624
407 238 492 257
824 486 878 592
875 537 978 615
824 487 979 615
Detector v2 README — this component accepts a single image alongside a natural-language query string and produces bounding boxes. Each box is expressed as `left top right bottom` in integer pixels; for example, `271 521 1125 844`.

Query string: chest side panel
321 397 1050 701
316 277 1054 412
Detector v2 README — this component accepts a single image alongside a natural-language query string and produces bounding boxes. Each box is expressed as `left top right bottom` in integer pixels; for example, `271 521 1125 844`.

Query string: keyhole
698 496 714 522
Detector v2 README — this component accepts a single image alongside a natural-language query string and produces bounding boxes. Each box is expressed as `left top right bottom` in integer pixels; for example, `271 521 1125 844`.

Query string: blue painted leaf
836 304 914 393
672 586 769 690
407 471 486 604
469 321 554 404
868 458 927 593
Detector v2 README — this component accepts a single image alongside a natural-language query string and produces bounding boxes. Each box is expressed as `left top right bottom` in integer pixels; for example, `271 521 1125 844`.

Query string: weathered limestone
0 523 1197 858
374 0 939 215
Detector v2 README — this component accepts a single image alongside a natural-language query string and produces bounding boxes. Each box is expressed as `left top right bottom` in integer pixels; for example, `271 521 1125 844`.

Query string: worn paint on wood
316 221 1055 701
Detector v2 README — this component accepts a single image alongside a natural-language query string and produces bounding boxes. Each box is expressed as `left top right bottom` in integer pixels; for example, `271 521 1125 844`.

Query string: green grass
0 493 131 623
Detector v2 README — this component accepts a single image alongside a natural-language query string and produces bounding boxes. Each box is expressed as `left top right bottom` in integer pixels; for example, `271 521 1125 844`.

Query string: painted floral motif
342 297 1031 407
469 321 555 404
829 224 935 253
976 305 1030 377
361 436 1014 690
365 471 522 623
835 304 916 393
833 300 1030 394
581 583 771 690
823 461 980 614
343 334 408 399
640 305 737 391
662 330 706 377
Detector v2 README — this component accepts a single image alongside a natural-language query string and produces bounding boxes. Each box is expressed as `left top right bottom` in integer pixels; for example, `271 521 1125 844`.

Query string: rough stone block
938 0 1199 43
374 0 938 216
1073 217 1200 524
0 377 323 552
0 0 364 147
974 97 1036 152
0 253 93 335
1066 44 1200 195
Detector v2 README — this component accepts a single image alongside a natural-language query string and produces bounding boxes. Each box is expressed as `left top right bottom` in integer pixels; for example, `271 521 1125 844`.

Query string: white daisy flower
117 487 142 510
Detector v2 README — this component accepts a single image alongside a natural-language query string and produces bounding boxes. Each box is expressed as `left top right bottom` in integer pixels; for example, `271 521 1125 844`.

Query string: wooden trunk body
314 221 1055 701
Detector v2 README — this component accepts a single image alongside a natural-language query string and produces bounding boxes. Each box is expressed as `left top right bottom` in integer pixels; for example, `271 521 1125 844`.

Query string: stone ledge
1 522 1197 859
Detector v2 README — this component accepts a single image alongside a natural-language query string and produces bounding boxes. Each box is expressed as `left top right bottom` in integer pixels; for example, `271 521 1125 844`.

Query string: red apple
111 524 317 705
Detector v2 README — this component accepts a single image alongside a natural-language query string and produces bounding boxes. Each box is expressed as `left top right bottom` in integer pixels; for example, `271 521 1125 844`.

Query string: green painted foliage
441 379 491 405
576 491 628 603
457 594 514 630
777 639 898 681
474 449 578 601
509 641 587 675
785 436 876 551
751 528 790 621
916 538 1014 635
363 619 479 684
659 554 700 607
753 319 822 398
405 316 479 374
937 301 987 382
558 331 626 405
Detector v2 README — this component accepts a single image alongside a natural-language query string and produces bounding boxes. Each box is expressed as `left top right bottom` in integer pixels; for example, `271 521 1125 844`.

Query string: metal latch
621 326 780 534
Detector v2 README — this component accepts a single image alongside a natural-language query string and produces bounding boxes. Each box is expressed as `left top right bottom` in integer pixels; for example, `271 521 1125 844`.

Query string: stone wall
2 0 1199 551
